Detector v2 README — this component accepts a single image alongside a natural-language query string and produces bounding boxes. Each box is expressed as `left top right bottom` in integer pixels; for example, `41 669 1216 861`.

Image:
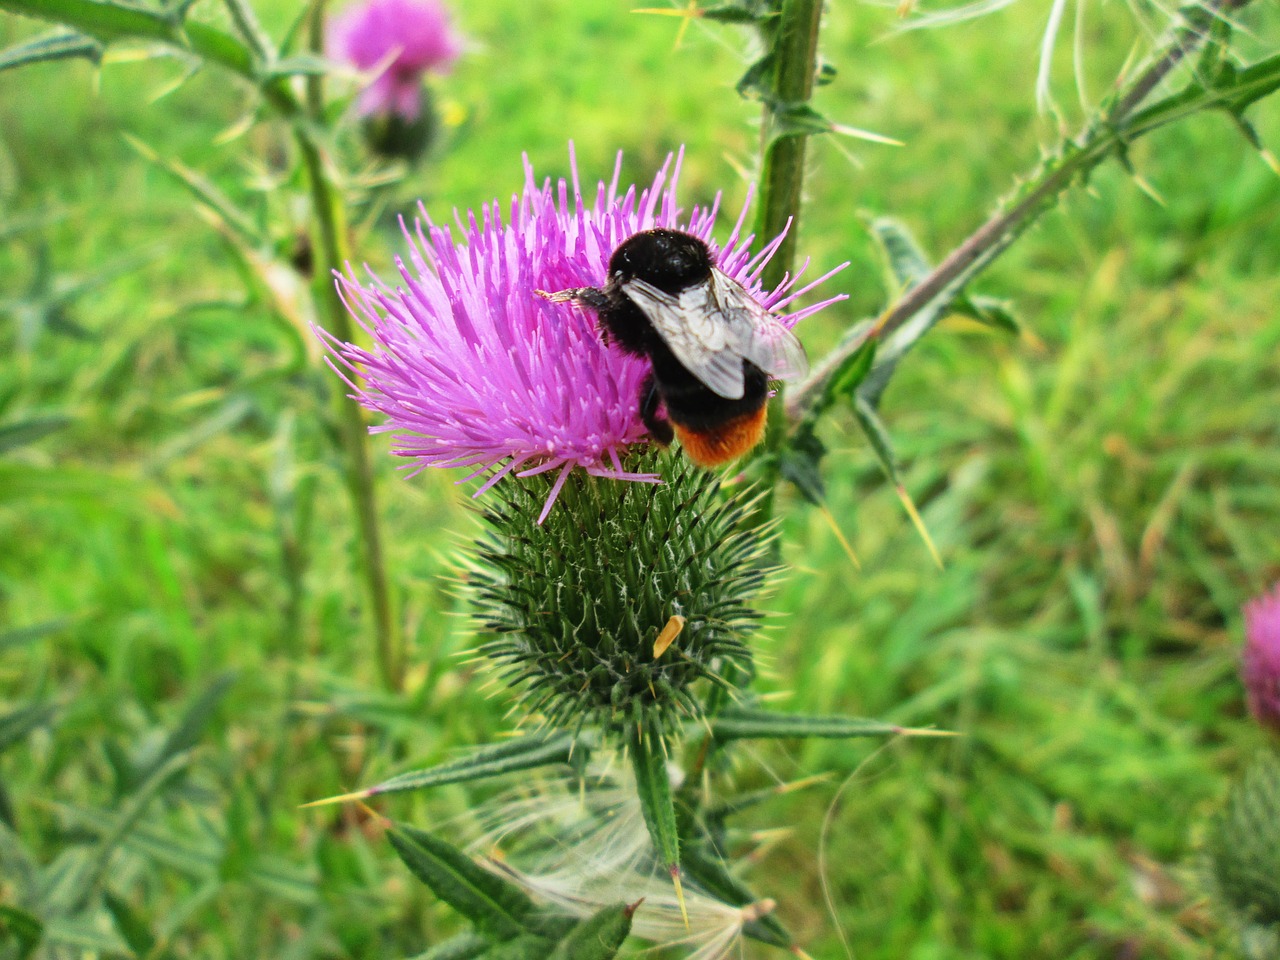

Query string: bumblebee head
609 229 714 294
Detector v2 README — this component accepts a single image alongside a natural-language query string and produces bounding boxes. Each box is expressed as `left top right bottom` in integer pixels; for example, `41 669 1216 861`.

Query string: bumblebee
539 228 808 467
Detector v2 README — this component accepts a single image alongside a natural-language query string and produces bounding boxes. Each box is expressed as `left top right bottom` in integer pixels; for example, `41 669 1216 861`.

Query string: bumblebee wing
621 277 748 400
708 270 809 384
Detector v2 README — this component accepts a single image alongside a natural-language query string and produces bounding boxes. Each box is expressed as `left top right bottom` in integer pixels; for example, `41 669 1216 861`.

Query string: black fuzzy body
590 229 768 442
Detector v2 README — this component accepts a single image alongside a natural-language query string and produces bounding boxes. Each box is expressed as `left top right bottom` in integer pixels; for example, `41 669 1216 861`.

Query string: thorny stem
755 0 824 293
296 99 403 693
750 0 824 519
788 0 1258 420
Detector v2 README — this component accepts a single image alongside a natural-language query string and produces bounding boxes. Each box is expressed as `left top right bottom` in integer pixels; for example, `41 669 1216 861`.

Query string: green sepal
710 706 903 743
628 715 680 874
365 732 584 798
387 825 538 942
0 29 101 72
547 901 634 960
410 932 490 960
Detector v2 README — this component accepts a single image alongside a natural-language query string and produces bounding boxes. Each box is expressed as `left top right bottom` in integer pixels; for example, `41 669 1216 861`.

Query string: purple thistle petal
319 148 848 519
1243 582 1280 733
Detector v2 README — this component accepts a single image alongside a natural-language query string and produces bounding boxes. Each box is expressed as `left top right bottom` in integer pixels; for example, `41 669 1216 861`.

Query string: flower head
322 148 844 520
328 0 462 120
1244 583 1280 733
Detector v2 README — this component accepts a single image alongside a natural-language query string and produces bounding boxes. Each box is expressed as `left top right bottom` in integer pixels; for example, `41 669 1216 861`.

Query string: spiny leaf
852 394 902 486
410 932 490 960
868 216 930 294
304 731 582 806
710 706 945 742
547 901 635 960
388 825 537 942
627 715 685 923
0 29 101 72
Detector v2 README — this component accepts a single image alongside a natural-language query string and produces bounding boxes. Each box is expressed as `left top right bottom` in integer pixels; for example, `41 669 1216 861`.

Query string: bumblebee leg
639 373 674 446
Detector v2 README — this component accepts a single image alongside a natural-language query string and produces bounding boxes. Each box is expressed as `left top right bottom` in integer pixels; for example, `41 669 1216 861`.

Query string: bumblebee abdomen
672 407 768 467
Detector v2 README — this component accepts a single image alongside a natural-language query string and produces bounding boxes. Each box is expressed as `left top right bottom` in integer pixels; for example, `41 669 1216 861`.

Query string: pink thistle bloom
1244 582 1280 733
328 0 462 120
321 148 846 522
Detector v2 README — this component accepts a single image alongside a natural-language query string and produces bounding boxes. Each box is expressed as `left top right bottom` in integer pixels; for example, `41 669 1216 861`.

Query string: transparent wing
708 270 809 384
620 277 748 400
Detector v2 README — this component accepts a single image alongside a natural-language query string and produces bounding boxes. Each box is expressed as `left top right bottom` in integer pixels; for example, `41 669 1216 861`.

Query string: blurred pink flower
1244 582 1280 732
320 148 845 521
328 0 462 120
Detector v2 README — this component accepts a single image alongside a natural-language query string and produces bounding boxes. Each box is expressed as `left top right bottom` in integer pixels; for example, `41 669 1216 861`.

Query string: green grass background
2 0 1279 957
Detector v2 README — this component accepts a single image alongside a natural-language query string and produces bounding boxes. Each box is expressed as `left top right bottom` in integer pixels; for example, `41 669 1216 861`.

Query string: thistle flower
328 0 461 121
322 148 844 521
1244 583 1280 733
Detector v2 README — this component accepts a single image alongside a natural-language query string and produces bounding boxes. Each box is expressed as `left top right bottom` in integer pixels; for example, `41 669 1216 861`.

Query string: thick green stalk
296 133 402 693
754 0 823 293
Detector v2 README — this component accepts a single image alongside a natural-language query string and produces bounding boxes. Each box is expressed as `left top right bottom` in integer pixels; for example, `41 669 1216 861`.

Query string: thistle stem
755 0 824 293
788 0 1260 419
296 127 403 694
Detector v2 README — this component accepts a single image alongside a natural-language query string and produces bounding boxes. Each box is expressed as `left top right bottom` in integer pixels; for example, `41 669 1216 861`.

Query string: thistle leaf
709 706 914 742
628 715 683 884
679 843 791 948
410 932 490 960
0 29 102 72
387 825 538 942
308 732 583 806
547 901 634 960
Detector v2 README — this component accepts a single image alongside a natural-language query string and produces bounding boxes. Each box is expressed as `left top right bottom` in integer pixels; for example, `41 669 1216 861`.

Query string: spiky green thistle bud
471 453 774 732
1205 751 1280 958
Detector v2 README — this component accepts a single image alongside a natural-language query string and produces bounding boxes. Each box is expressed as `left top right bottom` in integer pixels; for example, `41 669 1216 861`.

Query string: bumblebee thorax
608 228 714 294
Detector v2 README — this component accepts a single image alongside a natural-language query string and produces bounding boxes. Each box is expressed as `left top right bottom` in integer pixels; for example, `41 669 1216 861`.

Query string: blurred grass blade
0 618 72 653
387 825 537 942
0 704 57 754
0 29 101 71
547 901 634 960
103 891 157 959
628 715 686 924
305 732 581 805
0 905 42 960
134 671 236 786
123 134 264 244
0 415 71 455
710 706 941 742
